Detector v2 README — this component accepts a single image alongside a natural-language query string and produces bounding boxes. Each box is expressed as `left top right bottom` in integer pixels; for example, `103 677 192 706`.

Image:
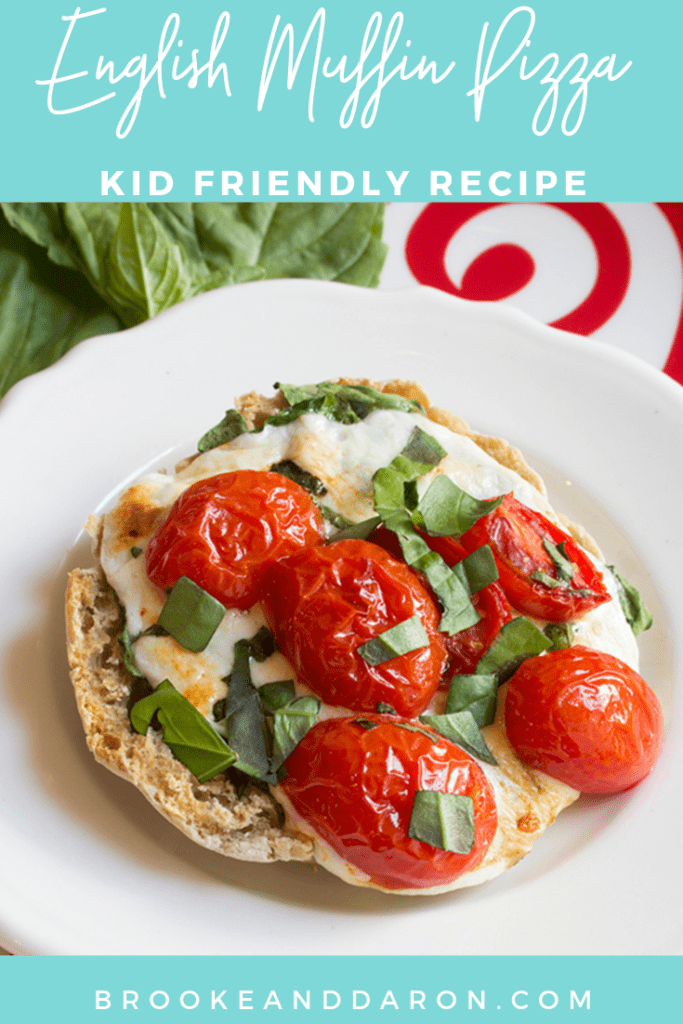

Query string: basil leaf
394 721 438 742
412 475 504 537
445 673 498 727
358 615 430 666
608 566 653 636
543 622 575 650
198 409 248 453
352 718 378 731
543 538 575 584
223 640 274 782
130 546 142 558
385 510 480 635
275 381 424 421
376 702 397 715
270 460 327 497
118 625 145 679
1 202 387 392
0 212 120 398
476 617 552 682
212 697 227 722
270 696 320 771
245 625 277 662
327 514 382 541
258 680 296 715
157 576 225 653
408 791 475 854
451 545 498 596
420 711 497 765
130 680 237 784
400 426 447 467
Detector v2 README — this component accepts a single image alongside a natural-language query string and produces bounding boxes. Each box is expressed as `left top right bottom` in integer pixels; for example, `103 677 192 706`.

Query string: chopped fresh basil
222 640 274 782
608 566 653 636
408 791 475 854
157 576 225 653
212 697 227 722
273 381 425 425
130 546 142 558
197 408 248 453
357 614 430 666
317 505 356 531
451 545 499 596
543 621 575 650
244 625 277 662
531 569 568 589
412 475 504 537
399 426 447 467
270 696 320 772
270 459 327 497
118 625 145 678
376 702 397 715
352 718 378 730
543 538 575 583
476 617 552 682
445 673 498 728
130 680 237 784
419 711 497 765
371 431 483 637
258 679 296 715
385 510 480 635
327 514 382 541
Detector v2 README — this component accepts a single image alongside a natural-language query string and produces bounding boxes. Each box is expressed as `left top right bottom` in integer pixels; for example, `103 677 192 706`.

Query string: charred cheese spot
108 483 168 554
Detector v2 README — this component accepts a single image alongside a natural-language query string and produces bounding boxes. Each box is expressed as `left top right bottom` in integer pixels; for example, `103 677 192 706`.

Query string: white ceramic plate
0 280 680 955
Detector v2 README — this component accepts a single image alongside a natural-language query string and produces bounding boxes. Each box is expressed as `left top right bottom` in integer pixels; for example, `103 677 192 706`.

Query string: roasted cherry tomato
260 539 448 717
370 525 513 677
460 494 610 622
279 714 497 890
505 646 663 793
146 470 324 610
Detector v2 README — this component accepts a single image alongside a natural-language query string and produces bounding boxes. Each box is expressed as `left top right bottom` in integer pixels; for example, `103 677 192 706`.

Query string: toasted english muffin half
66 380 585 889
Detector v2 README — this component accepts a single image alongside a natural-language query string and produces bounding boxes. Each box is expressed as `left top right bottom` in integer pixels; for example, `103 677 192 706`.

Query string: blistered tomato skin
260 539 448 717
461 494 611 622
369 525 513 677
145 470 325 610
505 646 663 793
279 715 497 891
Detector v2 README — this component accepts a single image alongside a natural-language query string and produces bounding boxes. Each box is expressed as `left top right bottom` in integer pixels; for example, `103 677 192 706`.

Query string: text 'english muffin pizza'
65 380 662 894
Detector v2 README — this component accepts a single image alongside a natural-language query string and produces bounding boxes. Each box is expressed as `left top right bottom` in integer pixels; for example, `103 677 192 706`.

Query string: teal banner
2 0 680 200
0 956 679 1022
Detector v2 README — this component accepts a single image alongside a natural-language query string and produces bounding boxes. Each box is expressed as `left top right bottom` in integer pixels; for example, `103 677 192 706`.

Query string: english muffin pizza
65 379 662 894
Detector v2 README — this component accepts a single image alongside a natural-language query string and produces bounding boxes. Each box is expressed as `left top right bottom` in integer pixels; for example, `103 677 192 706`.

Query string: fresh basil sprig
408 791 475 854
271 381 425 426
358 615 429 666
476 617 552 682
130 680 237 784
608 566 653 636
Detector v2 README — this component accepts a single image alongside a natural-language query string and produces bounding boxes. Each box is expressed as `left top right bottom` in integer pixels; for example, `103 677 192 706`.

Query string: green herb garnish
198 408 248 453
269 381 425 428
542 538 575 583
270 459 327 497
352 718 378 731
445 673 498 727
408 791 475 853
376 702 397 715
244 625 277 662
451 545 499 596
118 624 145 678
476 617 552 682
327 514 382 542
157 576 225 653
358 615 429 666
257 679 296 715
222 640 273 782
270 696 320 772
130 680 237 784
420 710 497 765
543 622 575 650
412 475 504 537
130 546 142 558
608 566 653 636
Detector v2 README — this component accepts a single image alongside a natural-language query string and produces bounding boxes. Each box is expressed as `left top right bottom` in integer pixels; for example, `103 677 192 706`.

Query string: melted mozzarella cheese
99 408 639 892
